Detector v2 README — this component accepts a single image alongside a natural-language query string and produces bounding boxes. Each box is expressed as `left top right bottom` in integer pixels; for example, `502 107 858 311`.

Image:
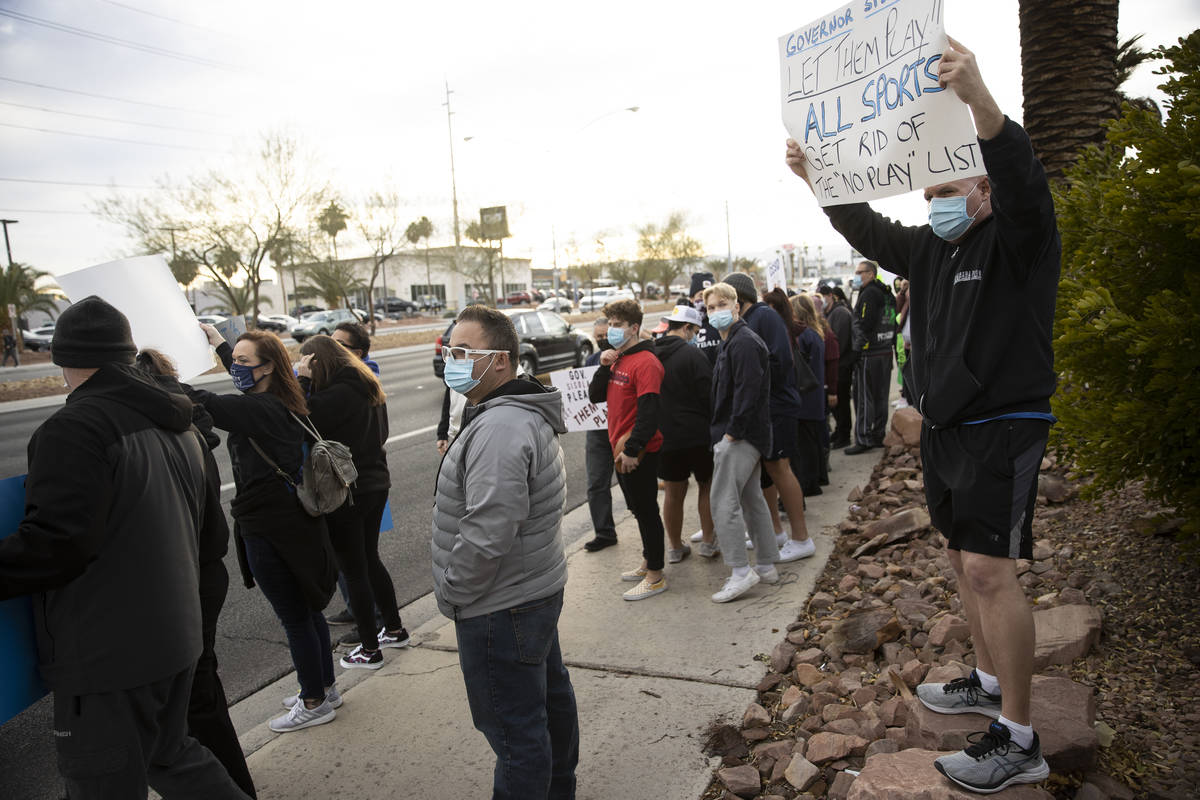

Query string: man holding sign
785 38 1058 794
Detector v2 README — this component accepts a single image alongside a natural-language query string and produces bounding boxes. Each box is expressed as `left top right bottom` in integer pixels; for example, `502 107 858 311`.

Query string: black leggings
615 451 665 572
326 490 402 650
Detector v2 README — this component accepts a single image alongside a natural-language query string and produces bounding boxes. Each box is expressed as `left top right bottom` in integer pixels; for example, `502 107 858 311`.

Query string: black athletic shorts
765 415 798 462
657 444 714 483
922 419 1049 560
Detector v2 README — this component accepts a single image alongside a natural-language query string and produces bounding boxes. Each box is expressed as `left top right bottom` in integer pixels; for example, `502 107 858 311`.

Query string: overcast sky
1 0 1196 283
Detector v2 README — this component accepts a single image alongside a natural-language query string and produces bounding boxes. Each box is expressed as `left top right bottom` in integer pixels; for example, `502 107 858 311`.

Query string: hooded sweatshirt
300 365 390 495
431 379 568 620
652 334 713 451
823 117 1059 426
0 363 207 693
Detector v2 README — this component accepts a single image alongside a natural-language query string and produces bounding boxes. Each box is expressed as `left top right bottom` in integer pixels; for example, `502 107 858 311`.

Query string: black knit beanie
52 295 137 368
722 272 758 306
689 272 715 298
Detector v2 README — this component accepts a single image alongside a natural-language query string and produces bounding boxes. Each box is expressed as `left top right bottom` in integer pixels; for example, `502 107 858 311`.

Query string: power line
0 121 221 152
0 8 244 72
0 99 231 136
0 177 155 189
0 208 94 216
97 0 242 40
0 76 228 117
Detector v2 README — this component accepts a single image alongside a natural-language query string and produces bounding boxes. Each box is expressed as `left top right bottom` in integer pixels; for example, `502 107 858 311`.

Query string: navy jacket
741 302 802 419
824 117 1060 427
710 320 772 457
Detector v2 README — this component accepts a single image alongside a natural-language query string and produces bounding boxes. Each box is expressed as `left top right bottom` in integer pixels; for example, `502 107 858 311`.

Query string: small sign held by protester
0 475 48 725
548 365 607 432
766 257 787 294
779 0 983 206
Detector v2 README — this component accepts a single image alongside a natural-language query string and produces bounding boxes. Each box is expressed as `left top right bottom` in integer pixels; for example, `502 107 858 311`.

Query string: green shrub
1052 31 1200 539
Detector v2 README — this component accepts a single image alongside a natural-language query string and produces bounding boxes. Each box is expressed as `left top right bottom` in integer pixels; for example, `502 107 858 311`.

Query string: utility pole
0 219 18 267
724 201 732 272
444 80 462 288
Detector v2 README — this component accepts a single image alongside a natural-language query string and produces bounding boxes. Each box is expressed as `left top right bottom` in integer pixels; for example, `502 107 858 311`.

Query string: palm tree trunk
1019 0 1119 182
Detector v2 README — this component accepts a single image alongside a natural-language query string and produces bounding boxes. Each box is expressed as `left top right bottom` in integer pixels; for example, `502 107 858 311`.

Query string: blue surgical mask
230 361 265 392
443 353 495 395
607 327 627 349
929 182 982 241
850 275 863 289
709 309 734 330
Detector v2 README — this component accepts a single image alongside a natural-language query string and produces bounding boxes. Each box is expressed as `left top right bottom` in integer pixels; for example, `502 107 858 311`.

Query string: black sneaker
325 608 355 625
377 626 411 649
338 630 361 647
935 721 1050 793
584 536 617 552
843 443 880 455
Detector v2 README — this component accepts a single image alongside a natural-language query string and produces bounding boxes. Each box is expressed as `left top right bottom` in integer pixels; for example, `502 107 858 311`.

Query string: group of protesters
0 35 1062 800
578 270 873 605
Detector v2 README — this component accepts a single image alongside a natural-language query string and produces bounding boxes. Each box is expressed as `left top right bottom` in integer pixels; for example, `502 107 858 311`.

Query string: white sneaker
667 544 691 564
269 698 337 732
756 565 781 585
282 684 343 710
689 529 704 543
712 570 760 603
775 531 788 548
777 537 816 562
745 532 755 550
697 541 720 558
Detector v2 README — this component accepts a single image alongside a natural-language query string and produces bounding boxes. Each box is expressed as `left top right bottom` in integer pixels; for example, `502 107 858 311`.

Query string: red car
504 291 534 306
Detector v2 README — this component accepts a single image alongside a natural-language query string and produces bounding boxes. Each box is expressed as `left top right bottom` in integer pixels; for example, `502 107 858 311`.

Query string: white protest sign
766 258 787 294
215 315 248 347
548 365 607 432
779 0 984 205
53 255 216 380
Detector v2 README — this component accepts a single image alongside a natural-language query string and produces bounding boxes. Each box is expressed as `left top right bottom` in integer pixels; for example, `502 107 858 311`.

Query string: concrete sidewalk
235 446 880 799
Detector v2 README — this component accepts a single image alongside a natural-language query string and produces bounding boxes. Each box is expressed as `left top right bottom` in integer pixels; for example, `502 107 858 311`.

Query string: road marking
219 423 439 494
386 424 438 444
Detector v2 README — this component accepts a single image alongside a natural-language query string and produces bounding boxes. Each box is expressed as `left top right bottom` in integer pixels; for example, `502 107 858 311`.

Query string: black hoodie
851 278 896 357
652 334 712 451
0 363 207 693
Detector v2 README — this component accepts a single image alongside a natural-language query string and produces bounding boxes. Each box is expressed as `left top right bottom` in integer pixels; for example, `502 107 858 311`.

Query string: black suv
431 310 594 378
375 296 419 317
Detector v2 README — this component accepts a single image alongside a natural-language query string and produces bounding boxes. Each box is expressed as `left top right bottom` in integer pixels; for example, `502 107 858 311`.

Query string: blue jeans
242 534 335 701
455 590 579 800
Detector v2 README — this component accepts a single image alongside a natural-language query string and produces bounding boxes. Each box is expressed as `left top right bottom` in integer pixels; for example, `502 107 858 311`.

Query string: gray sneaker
269 698 337 733
667 544 691 564
282 684 343 710
935 721 1050 794
917 671 1002 718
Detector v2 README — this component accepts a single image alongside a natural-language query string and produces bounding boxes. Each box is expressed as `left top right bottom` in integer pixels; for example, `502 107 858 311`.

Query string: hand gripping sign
780 0 984 205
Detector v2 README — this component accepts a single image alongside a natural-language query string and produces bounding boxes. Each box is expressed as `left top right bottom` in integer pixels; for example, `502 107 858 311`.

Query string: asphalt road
0 345 598 800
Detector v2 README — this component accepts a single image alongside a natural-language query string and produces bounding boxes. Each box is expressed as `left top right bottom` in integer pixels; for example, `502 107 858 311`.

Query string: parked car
375 296 419 317
432 310 593 379
20 328 53 352
578 287 635 312
538 296 574 313
291 308 359 343
291 304 324 317
504 290 534 306
416 294 445 312
258 313 298 333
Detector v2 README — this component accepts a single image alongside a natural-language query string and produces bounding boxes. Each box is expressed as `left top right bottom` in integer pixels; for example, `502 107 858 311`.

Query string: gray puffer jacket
431 379 568 620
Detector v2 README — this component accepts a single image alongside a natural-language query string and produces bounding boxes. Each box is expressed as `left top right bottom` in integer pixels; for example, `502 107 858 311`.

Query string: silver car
291 308 358 343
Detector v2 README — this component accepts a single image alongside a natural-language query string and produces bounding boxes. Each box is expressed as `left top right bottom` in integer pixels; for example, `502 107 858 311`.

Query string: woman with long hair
296 335 408 670
190 326 338 734
793 294 836 490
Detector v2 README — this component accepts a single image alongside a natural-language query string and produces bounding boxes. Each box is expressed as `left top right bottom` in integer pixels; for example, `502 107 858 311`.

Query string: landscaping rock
804 732 856 763
828 769 857 800
826 608 903 654
717 764 760 798
783 753 820 791
891 407 923 446
770 641 797 674
1033 604 1103 669
928 614 971 646
742 702 771 729
862 507 932 541
847 750 1054 799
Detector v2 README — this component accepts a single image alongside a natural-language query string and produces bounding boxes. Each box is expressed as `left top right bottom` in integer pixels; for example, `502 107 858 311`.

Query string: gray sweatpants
710 438 780 568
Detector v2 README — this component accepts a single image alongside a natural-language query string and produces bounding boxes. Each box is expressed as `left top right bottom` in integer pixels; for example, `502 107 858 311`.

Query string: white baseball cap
664 305 702 326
